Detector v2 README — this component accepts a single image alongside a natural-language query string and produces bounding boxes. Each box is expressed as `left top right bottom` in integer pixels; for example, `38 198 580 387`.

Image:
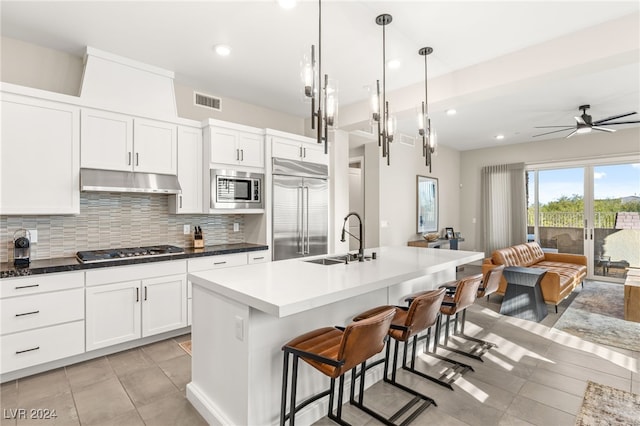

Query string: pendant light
371 13 395 166
301 0 337 154
418 46 437 172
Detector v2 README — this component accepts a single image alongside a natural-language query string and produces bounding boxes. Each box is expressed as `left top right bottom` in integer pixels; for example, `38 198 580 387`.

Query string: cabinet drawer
247 250 269 264
0 321 84 374
187 253 247 272
0 272 84 299
85 260 186 286
1 288 84 335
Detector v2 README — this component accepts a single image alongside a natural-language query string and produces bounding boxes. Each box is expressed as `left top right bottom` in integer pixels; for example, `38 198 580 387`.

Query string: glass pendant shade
370 84 380 121
301 52 314 98
325 79 338 127
387 114 397 140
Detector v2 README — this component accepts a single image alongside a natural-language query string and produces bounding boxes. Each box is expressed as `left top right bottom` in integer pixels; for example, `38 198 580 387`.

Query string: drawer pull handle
16 346 40 355
136 288 140 303
144 286 148 301
15 310 40 317
213 261 227 265
15 284 39 290
253 257 265 260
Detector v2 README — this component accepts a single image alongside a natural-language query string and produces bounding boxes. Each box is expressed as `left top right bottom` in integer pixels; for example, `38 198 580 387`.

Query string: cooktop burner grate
76 245 184 263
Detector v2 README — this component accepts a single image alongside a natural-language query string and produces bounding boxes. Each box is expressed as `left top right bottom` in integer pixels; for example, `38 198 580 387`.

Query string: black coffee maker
13 229 31 267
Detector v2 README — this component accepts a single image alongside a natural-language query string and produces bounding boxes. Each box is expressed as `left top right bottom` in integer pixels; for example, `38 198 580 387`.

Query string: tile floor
1 266 638 426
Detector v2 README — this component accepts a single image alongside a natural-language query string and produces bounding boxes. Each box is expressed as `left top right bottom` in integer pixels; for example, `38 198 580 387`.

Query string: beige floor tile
119 365 178 406
65 357 115 392
156 354 191 391
16 391 78 426
83 409 144 426
140 339 186 364
72 377 134 426
527 368 588 397
137 391 207 426
498 413 536 426
518 381 583 415
173 333 191 344
16 369 70 406
107 348 153 377
543 343 636 378
1 380 18 408
462 361 527 394
505 395 576 426
537 358 632 391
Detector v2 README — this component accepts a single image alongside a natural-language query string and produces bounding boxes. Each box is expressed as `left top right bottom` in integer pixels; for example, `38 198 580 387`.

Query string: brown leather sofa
482 242 587 311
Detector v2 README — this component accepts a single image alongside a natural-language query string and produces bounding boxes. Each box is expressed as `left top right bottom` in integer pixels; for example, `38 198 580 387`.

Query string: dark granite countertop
0 243 269 278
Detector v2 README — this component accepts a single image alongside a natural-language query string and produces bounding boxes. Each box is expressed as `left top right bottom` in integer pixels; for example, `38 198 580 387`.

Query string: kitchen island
187 246 484 426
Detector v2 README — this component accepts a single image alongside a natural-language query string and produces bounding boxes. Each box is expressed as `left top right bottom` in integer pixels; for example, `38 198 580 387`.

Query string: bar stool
442 265 505 302
355 288 474 391
435 274 495 361
280 307 399 426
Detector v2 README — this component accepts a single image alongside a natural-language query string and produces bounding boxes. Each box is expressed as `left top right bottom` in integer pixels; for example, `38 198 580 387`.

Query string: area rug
575 381 640 426
553 281 640 351
179 340 192 356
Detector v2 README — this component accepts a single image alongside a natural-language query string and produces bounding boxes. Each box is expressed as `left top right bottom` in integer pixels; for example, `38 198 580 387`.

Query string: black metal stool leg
280 352 289 426
290 355 299 425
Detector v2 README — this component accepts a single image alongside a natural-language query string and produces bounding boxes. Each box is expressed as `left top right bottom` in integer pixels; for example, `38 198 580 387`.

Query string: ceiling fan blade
574 116 586 125
593 111 637 125
532 128 573 137
594 120 640 125
592 126 616 133
533 125 574 129
565 130 578 138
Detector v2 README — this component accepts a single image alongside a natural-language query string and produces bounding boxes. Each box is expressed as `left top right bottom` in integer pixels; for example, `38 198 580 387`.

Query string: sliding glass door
528 160 639 282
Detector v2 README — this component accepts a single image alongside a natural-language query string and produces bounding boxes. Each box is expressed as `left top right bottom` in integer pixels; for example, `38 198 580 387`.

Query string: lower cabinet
86 274 187 351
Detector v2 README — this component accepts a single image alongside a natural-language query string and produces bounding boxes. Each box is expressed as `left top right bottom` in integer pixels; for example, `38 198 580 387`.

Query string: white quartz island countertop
188 246 485 318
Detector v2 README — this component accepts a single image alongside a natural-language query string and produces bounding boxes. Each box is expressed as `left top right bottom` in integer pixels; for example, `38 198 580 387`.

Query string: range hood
80 169 181 194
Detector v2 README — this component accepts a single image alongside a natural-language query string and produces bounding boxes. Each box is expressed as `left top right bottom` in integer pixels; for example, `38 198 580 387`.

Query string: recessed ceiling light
495 134 505 140
446 109 457 116
387 59 401 69
278 0 297 9
214 44 232 57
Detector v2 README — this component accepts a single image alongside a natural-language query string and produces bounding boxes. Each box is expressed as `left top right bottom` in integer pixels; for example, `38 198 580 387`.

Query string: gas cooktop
76 245 184 263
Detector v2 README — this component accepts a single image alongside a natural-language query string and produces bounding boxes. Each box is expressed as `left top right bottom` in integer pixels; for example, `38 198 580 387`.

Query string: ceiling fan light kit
533 104 639 139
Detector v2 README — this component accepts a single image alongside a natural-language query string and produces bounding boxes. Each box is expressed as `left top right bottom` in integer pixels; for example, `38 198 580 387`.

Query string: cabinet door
86 281 141 351
238 132 264 168
134 118 177 175
170 126 203 213
271 138 302 161
141 274 187 337
81 109 133 171
1 94 80 214
210 127 240 165
301 142 328 165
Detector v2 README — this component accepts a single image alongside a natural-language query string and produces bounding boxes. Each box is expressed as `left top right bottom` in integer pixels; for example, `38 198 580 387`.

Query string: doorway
348 158 364 251
527 160 639 281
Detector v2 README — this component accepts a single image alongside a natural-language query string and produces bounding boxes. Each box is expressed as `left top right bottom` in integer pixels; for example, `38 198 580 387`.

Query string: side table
500 266 548 322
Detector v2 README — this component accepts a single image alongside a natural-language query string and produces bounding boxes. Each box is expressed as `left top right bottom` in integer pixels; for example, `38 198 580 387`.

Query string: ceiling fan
533 104 639 138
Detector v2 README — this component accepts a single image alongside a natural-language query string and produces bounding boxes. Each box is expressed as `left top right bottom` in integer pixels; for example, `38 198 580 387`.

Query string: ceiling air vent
398 133 415 147
194 91 222 111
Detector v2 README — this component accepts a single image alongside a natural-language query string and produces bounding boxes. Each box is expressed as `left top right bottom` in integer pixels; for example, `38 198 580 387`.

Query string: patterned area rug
179 340 192 356
554 281 640 351
575 381 640 426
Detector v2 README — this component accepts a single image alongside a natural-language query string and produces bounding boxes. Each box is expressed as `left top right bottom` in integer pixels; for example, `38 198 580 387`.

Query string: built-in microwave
211 169 263 209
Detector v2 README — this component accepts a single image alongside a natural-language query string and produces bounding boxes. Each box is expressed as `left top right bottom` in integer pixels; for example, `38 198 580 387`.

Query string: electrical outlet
183 224 191 235
28 229 38 243
233 223 239 232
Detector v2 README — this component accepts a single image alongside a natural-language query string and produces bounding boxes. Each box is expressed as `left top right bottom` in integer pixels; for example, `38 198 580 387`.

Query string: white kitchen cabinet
247 250 270 264
81 108 177 175
0 271 85 374
169 125 203 214
85 261 187 351
270 133 327 165
205 122 264 169
0 92 80 215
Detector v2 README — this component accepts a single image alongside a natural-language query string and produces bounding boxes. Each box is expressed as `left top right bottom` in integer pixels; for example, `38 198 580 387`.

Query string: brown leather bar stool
280 307 400 426
435 274 496 361
355 288 474 391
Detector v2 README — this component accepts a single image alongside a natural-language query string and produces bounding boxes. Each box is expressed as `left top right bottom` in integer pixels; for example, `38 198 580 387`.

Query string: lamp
301 0 337 154
418 46 437 172
371 13 395 166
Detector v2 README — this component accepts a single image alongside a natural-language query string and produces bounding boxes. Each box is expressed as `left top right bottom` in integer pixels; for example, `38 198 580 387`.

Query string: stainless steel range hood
80 168 181 194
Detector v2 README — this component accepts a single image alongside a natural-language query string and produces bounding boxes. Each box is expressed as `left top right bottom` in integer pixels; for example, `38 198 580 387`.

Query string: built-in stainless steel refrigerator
272 158 328 261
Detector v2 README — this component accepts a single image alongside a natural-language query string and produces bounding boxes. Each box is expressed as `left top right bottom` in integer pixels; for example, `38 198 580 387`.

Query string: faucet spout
341 212 364 261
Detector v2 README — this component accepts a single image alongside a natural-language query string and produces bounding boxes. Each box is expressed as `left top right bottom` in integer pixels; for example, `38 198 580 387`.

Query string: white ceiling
1 1 639 151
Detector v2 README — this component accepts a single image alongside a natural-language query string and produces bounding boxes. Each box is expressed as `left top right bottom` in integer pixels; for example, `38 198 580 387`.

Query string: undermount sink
303 253 360 265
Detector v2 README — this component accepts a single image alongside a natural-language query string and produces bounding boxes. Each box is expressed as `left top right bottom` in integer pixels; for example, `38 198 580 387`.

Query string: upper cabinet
169 125 203 214
0 92 80 215
205 121 264 170
81 109 177 175
268 131 327 166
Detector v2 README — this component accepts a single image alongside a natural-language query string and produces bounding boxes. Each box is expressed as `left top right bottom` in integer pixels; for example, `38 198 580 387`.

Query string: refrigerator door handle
297 186 304 254
304 186 310 254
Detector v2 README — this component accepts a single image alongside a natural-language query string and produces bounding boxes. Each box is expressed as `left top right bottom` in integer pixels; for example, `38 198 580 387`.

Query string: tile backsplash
1 193 245 262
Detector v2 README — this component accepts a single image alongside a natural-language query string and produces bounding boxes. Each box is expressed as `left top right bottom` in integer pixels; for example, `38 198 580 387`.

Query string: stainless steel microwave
211 170 263 209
